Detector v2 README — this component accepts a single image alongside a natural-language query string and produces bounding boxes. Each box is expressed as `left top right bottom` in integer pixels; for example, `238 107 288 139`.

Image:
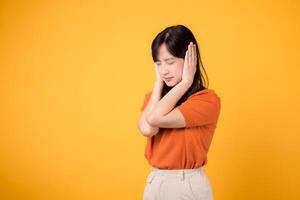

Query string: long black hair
151 24 210 107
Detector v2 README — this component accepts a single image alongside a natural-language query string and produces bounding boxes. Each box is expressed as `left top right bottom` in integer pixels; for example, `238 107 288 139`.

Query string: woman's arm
145 42 197 128
146 80 192 128
137 80 164 137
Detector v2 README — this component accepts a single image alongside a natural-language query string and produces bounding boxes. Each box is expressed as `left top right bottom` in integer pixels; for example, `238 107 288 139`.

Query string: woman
137 24 221 200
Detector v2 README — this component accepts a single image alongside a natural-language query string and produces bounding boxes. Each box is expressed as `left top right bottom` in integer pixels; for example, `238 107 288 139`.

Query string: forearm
138 81 163 137
147 80 192 121
143 81 163 116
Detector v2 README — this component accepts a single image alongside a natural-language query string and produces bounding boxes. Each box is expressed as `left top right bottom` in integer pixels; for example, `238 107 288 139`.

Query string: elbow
142 130 157 138
137 118 159 137
146 113 159 127
138 124 158 138
137 111 160 137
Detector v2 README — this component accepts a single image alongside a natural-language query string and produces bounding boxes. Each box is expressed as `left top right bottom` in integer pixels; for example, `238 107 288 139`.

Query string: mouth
164 77 173 82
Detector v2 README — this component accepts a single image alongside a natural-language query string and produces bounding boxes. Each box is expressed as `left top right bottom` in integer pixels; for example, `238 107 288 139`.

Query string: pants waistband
148 166 205 181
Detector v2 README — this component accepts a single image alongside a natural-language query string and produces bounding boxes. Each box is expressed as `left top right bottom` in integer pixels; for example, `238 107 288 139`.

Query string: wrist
180 79 193 87
154 80 164 88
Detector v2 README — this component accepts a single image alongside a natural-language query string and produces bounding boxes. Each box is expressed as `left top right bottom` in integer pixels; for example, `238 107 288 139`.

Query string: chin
165 80 176 87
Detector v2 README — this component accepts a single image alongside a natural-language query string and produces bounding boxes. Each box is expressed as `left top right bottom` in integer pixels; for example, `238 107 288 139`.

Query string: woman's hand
182 42 197 84
154 63 164 86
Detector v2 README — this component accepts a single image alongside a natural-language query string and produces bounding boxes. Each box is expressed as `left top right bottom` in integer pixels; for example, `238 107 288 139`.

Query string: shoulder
188 88 220 102
146 90 153 96
142 91 153 104
144 91 153 99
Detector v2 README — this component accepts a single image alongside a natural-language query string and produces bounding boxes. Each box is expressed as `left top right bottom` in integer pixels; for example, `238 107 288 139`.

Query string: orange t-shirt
140 88 221 169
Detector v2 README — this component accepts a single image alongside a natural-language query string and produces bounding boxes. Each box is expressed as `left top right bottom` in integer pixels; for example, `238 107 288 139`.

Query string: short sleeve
176 92 221 127
140 91 152 112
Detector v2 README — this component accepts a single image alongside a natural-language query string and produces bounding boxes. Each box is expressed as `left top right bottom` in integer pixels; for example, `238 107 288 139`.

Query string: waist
150 166 204 179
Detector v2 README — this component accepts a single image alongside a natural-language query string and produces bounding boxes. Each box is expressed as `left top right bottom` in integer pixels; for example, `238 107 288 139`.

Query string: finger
185 49 189 66
193 44 196 66
190 42 193 66
188 43 192 65
194 45 197 62
191 44 195 67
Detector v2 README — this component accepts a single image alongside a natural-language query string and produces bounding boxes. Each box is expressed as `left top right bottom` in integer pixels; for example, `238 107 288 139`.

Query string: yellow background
1 0 299 199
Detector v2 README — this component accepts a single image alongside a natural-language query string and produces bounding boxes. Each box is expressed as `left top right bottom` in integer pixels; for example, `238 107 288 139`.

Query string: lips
164 77 173 81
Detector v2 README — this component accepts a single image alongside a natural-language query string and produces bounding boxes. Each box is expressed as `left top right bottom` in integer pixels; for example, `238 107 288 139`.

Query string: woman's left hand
182 42 197 84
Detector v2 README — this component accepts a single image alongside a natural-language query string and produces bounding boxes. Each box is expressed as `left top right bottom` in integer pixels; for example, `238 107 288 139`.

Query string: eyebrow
156 57 175 62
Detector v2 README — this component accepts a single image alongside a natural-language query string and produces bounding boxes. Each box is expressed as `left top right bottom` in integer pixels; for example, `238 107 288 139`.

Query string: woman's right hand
154 63 164 85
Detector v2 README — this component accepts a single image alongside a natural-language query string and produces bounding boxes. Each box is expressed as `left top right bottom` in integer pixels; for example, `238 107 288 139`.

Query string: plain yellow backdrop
0 0 299 199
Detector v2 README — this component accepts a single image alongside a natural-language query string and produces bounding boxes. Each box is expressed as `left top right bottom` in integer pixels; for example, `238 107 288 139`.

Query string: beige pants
143 166 213 200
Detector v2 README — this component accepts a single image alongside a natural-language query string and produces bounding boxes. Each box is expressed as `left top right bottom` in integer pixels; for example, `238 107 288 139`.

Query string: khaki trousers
143 166 213 200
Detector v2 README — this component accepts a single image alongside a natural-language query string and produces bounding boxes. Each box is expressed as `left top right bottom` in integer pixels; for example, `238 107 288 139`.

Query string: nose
161 64 169 74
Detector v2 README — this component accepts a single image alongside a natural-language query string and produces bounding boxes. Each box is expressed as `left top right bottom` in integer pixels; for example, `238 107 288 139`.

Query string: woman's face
155 43 184 87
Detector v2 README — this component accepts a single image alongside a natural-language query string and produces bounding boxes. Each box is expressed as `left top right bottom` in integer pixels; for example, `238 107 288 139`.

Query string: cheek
170 66 183 80
175 64 184 75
